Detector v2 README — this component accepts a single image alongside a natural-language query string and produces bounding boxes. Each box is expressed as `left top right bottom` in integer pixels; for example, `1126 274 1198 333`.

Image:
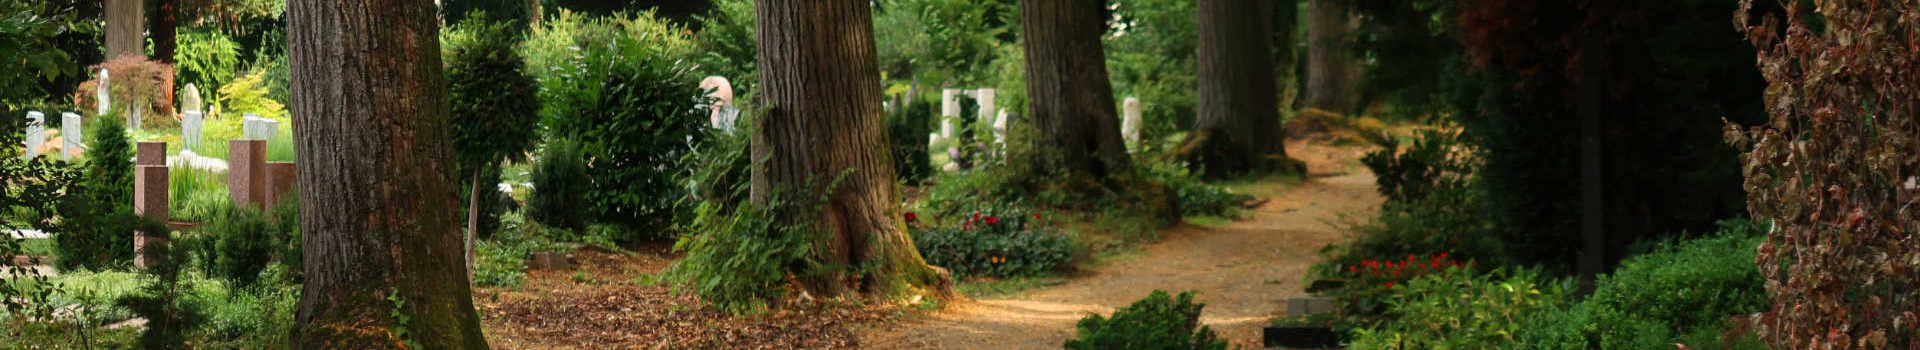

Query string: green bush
445 13 542 240
661 198 814 315
911 209 1070 279
692 0 758 93
1064 290 1227 350
1139 159 1247 218
524 11 707 241
1347 267 1569 350
173 28 243 103
887 96 936 185
528 138 590 232
79 116 132 210
1517 221 1766 350
56 117 137 271
191 267 298 347
204 201 300 287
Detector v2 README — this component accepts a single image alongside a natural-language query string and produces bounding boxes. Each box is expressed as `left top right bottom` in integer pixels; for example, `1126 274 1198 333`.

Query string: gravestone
24 112 44 159
135 142 166 166
974 89 996 128
128 100 142 131
265 162 297 209
940 89 963 168
228 140 268 210
62 113 82 161
242 114 279 143
1122 97 1142 148
183 110 203 150
133 164 168 269
95 70 111 116
992 108 1010 150
180 83 203 115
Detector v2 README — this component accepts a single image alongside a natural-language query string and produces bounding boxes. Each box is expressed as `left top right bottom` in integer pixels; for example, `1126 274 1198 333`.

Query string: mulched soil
477 243 898 349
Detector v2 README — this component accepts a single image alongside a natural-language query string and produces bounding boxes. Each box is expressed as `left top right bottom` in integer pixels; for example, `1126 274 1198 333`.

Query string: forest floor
475 139 1379 349
858 140 1380 349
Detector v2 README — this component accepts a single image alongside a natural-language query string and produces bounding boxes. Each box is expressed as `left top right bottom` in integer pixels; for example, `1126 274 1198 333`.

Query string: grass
1181 215 1233 228
957 277 1068 298
170 166 231 222
19 238 55 256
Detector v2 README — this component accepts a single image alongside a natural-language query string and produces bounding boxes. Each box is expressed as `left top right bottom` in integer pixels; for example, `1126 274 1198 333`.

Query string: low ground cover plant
911 209 1071 279
1064 289 1228 350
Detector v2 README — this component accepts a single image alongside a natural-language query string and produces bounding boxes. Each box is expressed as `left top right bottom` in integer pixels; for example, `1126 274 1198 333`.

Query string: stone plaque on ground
62 113 82 161
133 164 167 269
24 112 44 159
228 140 268 210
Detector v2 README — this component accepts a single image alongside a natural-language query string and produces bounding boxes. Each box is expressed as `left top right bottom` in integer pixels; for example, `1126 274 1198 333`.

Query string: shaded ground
858 141 1380 349
477 244 895 349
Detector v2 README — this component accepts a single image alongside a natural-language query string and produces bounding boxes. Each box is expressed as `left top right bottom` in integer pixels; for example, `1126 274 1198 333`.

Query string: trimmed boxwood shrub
1517 220 1766 350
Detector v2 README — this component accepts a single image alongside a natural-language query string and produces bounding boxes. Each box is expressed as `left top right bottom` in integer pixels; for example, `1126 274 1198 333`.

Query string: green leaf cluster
1064 290 1228 350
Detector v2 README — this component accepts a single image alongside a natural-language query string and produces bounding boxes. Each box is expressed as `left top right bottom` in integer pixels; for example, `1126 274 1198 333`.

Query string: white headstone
95 69 111 116
992 108 1010 150
183 110 203 150
940 89 962 164
974 89 996 126
24 112 45 159
128 100 142 130
62 112 81 161
1122 97 1143 147
242 114 278 142
181 83 203 115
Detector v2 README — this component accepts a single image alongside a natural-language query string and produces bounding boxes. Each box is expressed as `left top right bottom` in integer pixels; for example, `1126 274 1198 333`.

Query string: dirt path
859 142 1381 349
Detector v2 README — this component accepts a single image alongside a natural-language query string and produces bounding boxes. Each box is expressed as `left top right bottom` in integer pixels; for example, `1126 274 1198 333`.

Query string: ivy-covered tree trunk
1186 0 1292 178
750 0 949 299
1020 0 1130 180
1303 0 1356 112
285 0 488 348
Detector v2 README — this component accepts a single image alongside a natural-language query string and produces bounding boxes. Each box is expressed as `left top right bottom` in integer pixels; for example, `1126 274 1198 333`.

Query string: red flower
1349 265 1359 272
972 212 982 222
1385 282 1395 288
1033 213 1043 220
985 216 1000 225
904 212 918 223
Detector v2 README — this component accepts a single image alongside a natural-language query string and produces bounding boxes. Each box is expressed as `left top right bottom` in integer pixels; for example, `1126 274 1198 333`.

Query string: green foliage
692 0 757 93
524 11 708 240
386 289 424 349
118 222 207 349
190 267 299 347
682 110 752 212
1139 159 1247 218
911 209 1070 279
1347 267 1568 350
445 14 541 239
81 117 133 209
1104 0 1198 144
1064 290 1228 350
874 0 1018 86
0 142 77 318
441 0 534 30
57 118 137 271
216 71 287 120
1516 221 1766 350
662 198 815 315
528 138 590 232
203 200 299 288
173 28 243 104
887 96 936 185
0 0 87 109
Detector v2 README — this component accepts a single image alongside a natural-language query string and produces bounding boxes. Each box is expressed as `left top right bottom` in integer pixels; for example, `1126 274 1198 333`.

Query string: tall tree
104 0 145 59
149 0 177 63
1021 0 1129 180
1302 0 1356 111
1186 0 1290 178
751 0 948 298
285 0 488 348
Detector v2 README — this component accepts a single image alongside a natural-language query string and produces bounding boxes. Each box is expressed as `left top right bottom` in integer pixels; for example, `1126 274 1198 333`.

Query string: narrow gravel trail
860 142 1381 349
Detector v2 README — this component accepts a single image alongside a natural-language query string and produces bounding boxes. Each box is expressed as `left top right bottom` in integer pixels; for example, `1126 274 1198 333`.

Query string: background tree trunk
1188 0 1289 178
286 0 488 348
1020 0 1130 180
105 0 145 59
750 0 948 299
149 0 177 63
1303 0 1356 112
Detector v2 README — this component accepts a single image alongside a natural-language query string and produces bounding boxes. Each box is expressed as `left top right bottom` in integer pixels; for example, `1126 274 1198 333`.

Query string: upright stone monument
135 142 166 167
180 83 203 115
181 84 204 150
132 142 168 269
228 140 268 210
265 162 297 210
62 113 82 161
95 70 111 116
23 112 44 159
1122 97 1143 148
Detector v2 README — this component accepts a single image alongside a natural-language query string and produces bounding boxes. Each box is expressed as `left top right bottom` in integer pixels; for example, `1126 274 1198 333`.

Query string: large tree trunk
286 0 488 348
750 0 948 299
1302 0 1356 112
105 0 145 59
149 0 177 64
1186 0 1291 178
1020 0 1130 180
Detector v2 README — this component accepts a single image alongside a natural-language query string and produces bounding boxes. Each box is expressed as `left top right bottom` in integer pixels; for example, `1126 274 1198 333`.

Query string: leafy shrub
191 267 298 347
79 115 132 208
55 117 137 271
1727 0 1920 347
662 199 814 315
682 109 752 211
912 210 1070 279
215 70 286 120
205 201 300 287
73 57 176 127
528 138 589 232
1318 252 1468 321
1064 290 1227 350
1347 267 1568 349
117 220 205 349
0 149 77 318
1517 221 1766 350
445 14 541 239
1105 0 1199 149
1362 128 1473 205
692 0 758 93
887 96 936 185
172 28 243 103
524 11 708 240
1139 159 1247 218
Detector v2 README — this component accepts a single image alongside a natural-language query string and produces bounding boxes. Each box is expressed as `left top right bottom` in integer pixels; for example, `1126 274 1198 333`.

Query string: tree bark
1020 0 1130 180
1303 0 1356 112
105 0 145 59
1186 0 1292 178
751 0 949 299
286 0 488 348
150 0 177 64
